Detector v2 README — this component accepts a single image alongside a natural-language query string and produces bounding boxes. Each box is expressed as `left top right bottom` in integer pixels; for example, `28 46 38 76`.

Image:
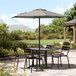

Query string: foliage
0 62 26 76
54 43 62 49
63 42 70 46
10 30 24 40
12 41 27 49
0 38 12 49
64 3 76 39
71 43 76 49
65 3 76 21
0 23 8 38
27 44 43 48
0 66 12 76
35 24 50 35
0 47 9 57
47 34 64 39
35 18 66 39
49 18 66 34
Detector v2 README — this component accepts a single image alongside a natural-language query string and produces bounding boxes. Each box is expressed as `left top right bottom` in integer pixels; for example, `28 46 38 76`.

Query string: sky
0 0 76 29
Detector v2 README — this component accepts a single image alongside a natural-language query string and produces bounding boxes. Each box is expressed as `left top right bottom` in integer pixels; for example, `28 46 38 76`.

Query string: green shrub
13 42 27 49
17 48 24 56
0 62 26 76
0 66 12 76
27 44 43 48
47 34 58 39
0 48 9 57
71 43 76 49
63 42 70 46
54 43 62 49
0 41 27 56
7 49 15 56
0 38 12 49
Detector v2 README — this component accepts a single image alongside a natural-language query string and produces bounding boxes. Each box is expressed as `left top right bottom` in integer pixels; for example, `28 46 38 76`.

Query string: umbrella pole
39 18 40 67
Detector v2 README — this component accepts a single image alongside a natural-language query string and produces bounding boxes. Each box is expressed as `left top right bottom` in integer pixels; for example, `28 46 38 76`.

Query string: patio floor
0 50 76 76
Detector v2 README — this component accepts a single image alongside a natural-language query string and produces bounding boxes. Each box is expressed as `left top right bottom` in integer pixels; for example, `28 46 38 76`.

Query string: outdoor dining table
26 48 56 68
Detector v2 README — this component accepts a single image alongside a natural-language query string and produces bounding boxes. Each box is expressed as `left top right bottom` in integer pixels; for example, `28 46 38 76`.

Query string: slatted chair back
61 46 70 56
13 47 19 57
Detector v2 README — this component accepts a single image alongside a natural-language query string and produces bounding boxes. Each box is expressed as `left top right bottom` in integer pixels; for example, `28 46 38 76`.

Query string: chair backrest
61 46 70 56
23 48 31 57
46 45 54 55
12 47 19 57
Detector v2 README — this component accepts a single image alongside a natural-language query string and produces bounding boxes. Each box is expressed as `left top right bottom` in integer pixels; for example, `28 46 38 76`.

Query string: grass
18 39 69 45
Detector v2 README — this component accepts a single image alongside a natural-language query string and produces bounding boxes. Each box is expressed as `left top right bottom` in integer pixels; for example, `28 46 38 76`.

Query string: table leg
32 50 34 67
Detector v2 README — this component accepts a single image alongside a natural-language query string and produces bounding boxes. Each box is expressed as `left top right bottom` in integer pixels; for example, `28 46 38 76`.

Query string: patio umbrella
13 8 66 65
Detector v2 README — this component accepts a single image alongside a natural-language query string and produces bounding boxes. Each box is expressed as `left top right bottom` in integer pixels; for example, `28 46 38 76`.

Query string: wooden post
64 26 66 42
73 25 75 43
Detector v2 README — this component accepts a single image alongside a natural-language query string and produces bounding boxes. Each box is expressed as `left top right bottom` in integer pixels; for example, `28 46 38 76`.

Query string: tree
65 3 76 21
64 3 76 39
35 24 50 35
0 23 8 38
49 18 66 34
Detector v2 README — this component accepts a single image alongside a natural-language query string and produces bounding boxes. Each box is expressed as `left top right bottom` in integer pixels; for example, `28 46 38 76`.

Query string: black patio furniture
51 46 70 69
25 48 56 69
23 48 44 73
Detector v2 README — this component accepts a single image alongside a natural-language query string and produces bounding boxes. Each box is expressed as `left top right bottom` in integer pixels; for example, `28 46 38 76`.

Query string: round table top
26 48 56 51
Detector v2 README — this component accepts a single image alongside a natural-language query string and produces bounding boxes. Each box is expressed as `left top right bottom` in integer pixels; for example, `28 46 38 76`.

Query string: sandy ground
0 50 76 76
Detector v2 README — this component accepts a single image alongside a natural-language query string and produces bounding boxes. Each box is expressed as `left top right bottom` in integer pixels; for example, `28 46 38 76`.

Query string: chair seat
52 54 61 58
26 55 43 60
52 53 66 58
40 53 45 56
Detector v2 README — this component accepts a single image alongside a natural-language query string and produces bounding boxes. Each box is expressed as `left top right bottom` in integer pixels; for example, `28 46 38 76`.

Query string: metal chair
51 46 70 69
23 48 44 73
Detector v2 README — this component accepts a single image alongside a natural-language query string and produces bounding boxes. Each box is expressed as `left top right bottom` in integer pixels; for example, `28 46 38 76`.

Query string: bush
17 48 24 56
47 34 63 39
0 47 9 57
54 43 62 49
0 41 27 57
27 44 43 48
0 38 12 49
47 34 58 39
12 41 27 49
63 42 70 46
71 43 76 49
0 66 11 76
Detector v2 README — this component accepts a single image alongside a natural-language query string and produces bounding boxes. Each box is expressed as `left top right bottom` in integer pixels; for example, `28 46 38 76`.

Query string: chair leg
29 59 30 68
67 56 70 68
24 58 27 68
31 67 32 73
16 57 19 70
60 57 62 67
15 56 16 61
41 59 43 71
36 59 38 72
51 57 54 68
58 58 59 69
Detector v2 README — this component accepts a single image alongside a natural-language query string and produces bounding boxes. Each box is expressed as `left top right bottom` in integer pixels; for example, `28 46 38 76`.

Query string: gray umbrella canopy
13 8 66 18
64 19 76 25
